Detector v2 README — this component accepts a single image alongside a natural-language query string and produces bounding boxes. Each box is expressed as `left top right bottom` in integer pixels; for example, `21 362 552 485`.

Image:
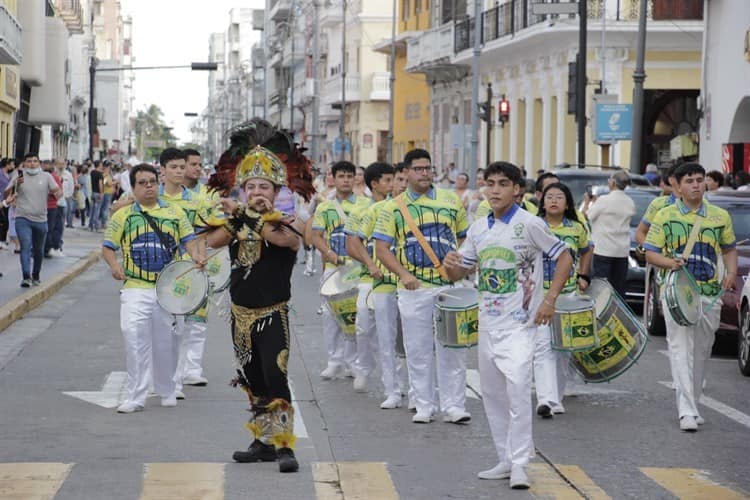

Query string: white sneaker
380 395 402 409
551 403 566 415
175 390 186 400
183 374 208 386
56 249 66 257
320 363 343 380
353 374 368 393
161 396 178 407
117 401 144 414
510 465 530 489
407 398 417 412
443 409 471 424
412 411 433 424
680 415 697 432
477 462 511 480
696 415 705 425
342 367 354 378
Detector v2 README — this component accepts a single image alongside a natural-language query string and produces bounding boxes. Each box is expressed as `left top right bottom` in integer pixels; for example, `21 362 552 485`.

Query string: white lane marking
289 381 309 438
658 381 750 429
63 371 128 408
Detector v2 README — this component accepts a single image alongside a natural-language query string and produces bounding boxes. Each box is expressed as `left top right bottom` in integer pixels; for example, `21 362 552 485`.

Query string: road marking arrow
63 371 129 409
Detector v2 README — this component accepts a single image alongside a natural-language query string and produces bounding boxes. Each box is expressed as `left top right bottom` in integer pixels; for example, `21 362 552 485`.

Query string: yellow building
0 0 21 158
374 0 431 164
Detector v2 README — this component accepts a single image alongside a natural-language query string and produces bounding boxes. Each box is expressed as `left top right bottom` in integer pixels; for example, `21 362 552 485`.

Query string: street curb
0 249 102 334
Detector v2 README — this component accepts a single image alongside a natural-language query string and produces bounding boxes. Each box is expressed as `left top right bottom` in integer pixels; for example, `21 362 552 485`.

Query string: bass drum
570 279 648 383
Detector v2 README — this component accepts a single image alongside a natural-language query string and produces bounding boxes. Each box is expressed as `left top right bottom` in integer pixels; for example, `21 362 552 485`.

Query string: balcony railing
320 1 343 28
269 0 291 21
323 75 361 106
0 4 22 65
370 72 390 101
53 0 84 34
406 24 455 71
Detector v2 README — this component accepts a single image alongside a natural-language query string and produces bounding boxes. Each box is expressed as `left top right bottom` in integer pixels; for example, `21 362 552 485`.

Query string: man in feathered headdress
205 119 314 473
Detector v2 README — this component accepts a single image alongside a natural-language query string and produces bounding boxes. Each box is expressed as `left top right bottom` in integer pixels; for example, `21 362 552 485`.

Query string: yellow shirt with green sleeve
641 193 677 228
542 217 591 294
312 194 371 270
644 198 735 297
354 198 398 293
103 199 196 289
158 184 211 232
373 186 468 288
343 201 374 284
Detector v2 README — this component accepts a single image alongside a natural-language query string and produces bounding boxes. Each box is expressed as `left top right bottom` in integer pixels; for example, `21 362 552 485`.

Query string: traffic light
567 58 578 116
478 102 491 123
498 96 510 127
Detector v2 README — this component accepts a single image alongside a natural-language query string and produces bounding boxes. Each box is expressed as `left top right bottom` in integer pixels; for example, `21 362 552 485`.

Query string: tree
133 104 178 161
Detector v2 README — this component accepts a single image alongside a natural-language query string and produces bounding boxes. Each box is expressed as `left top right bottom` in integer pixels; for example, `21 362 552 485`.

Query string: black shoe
277 447 299 473
232 440 277 463
537 404 553 419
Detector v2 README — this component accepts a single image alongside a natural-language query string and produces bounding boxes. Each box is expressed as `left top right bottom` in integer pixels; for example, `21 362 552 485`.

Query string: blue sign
332 137 352 155
595 103 633 142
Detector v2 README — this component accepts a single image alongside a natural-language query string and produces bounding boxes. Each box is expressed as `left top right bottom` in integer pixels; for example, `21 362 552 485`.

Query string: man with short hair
88 161 104 231
60 159 76 229
4 154 62 287
43 161 64 258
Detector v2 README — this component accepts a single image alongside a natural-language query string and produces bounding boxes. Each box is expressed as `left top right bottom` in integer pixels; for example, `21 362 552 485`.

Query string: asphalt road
1 255 749 499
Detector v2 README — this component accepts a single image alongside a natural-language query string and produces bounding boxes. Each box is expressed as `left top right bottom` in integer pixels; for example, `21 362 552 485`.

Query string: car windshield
555 171 651 206
726 207 750 243
625 191 659 227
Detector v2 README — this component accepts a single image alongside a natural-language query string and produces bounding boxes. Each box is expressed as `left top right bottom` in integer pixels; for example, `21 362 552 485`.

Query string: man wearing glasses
373 149 471 424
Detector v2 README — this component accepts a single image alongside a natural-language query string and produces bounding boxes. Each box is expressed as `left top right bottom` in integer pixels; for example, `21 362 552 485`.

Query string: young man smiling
443 161 572 489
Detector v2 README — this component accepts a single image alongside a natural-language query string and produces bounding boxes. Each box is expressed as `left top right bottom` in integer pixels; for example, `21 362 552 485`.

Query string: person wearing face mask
3 154 62 287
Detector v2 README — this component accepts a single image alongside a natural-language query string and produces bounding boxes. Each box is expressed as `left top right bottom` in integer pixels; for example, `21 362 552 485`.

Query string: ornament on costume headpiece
236 146 287 188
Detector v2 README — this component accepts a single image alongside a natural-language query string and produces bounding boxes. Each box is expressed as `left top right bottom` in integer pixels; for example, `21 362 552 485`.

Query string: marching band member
102 163 204 414
536 183 591 417
644 162 737 432
443 162 572 488
205 118 314 472
311 161 371 380
635 163 679 248
345 162 394 395
373 149 471 424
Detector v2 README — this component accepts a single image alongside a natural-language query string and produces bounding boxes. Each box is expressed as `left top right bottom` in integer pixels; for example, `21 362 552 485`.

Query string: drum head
673 269 701 325
206 247 232 293
587 279 614 318
156 260 210 315
435 287 479 310
320 262 361 297
366 289 375 311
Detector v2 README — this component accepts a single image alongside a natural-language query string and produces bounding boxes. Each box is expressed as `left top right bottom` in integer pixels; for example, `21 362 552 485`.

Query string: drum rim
320 263 361 296
571 328 649 383
664 269 701 326
156 260 210 315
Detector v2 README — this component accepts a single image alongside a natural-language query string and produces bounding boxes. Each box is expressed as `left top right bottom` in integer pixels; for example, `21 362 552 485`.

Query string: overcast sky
123 0 264 144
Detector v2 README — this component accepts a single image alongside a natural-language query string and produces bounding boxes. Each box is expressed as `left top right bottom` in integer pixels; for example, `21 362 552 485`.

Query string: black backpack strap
141 210 176 261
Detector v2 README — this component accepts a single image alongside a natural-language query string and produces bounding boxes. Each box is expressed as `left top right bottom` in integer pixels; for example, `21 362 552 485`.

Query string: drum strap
141 211 177 262
681 215 704 261
394 196 450 281
332 199 347 225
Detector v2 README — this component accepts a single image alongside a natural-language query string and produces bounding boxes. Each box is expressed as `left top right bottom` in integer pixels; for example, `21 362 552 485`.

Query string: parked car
643 192 750 355
551 166 652 207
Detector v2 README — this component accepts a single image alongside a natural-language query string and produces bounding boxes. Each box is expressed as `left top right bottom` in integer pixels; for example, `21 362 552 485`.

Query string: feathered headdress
207 118 315 201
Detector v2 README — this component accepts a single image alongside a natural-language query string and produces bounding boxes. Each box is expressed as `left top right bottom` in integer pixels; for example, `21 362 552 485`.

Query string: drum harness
394 196 451 282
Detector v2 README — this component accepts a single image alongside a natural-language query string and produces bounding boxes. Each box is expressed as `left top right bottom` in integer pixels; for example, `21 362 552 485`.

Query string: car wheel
739 305 750 377
645 274 666 336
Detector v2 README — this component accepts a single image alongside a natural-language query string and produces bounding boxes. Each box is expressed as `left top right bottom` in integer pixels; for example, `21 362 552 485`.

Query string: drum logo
173 278 190 297
207 260 222 275
456 309 479 346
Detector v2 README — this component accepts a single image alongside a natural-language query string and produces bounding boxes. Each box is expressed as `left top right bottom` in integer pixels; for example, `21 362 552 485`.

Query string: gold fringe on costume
230 301 288 367
244 398 296 449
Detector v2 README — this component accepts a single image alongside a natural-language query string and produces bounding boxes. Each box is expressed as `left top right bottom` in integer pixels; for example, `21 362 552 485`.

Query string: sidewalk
0 226 102 333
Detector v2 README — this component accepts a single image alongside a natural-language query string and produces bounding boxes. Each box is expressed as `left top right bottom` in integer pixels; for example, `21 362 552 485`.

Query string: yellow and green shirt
373 187 468 288
644 199 735 296
542 218 591 294
343 201 374 283
348 198 398 293
312 194 371 270
103 200 196 289
641 193 677 228
159 185 211 231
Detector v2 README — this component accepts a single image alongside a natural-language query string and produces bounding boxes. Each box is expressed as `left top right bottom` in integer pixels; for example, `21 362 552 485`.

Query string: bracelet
577 273 591 285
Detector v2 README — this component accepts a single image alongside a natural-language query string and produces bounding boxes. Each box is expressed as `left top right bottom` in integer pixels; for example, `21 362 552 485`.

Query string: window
402 0 410 20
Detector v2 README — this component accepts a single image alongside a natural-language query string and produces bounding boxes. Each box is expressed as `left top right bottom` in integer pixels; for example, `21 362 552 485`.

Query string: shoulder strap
681 214 704 261
141 210 177 261
394 195 450 281
332 198 347 225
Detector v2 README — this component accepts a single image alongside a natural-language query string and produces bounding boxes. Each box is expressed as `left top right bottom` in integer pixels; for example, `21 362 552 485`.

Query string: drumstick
173 248 224 280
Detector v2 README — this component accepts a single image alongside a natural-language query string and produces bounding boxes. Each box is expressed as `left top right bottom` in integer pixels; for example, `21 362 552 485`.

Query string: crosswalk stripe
640 467 748 500
140 463 224 500
312 462 398 500
527 463 585 499
554 465 612 500
0 463 73 500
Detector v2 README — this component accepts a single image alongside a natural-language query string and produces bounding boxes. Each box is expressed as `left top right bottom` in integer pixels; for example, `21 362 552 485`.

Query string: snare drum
663 268 701 326
551 294 598 352
206 247 232 293
434 287 479 348
156 260 210 315
570 279 648 383
320 263 361 337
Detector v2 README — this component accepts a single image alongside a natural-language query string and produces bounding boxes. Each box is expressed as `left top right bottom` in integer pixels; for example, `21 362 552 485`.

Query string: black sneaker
232 440 277 463
20 278 31 288
536 404 553 419
277 447 299 473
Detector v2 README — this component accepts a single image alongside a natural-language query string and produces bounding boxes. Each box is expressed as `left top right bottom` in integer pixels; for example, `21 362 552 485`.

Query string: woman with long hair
533 182 592 418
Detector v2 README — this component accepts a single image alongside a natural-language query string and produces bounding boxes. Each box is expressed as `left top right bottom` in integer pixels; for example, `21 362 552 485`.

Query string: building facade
0 0 22 158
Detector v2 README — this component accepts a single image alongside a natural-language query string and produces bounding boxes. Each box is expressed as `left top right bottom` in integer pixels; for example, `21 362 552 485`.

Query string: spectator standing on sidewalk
583 170 636 299
60 160 75 228
77 164 90 227
3 153 62 287
43 161 65 258
88 161 104 231
0 158 13 247
100 162 115 228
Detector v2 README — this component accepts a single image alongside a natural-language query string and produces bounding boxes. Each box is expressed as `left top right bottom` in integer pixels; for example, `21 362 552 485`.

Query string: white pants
479 326 536 467
662 294 720 419
174 318 208 391
354 283 378 377
533 325 560 408
398 286 467 415
120 288 178 405
373 291 404 399
322 268 357 370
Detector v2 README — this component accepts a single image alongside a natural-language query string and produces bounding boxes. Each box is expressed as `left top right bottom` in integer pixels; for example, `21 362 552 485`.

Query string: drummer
311 161 371 380
535 183 592 418
344 162 394 396
635 163 679 248
443 161 572 488
373 148 471 425
644 162 737 432
102 163 204 414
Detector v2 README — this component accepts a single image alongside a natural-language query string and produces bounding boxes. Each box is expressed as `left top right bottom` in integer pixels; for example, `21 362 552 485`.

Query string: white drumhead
206 247 232 293
156 260 210 315
320 262 361 297
587 279 614 318
674 269 701 324
555 294 594 313
435 287 478 310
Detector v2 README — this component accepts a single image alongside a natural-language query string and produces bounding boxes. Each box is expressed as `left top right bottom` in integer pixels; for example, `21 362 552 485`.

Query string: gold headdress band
235 146 288 187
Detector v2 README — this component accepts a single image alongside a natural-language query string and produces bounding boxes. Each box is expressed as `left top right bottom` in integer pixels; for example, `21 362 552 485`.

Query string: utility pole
88 56 97 160
311 0 321 165
338 0 347 161
386 0 397 164
486 82 492 168
289 0 296 138
577 0 587 167
468 0 482 189
629 0 648 174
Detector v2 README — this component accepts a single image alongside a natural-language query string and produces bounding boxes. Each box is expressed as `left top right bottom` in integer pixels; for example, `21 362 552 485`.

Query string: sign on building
592 95 633 143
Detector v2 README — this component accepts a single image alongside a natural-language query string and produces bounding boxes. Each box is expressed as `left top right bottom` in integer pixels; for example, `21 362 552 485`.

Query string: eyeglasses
410 166 435 174
136 179 158 187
